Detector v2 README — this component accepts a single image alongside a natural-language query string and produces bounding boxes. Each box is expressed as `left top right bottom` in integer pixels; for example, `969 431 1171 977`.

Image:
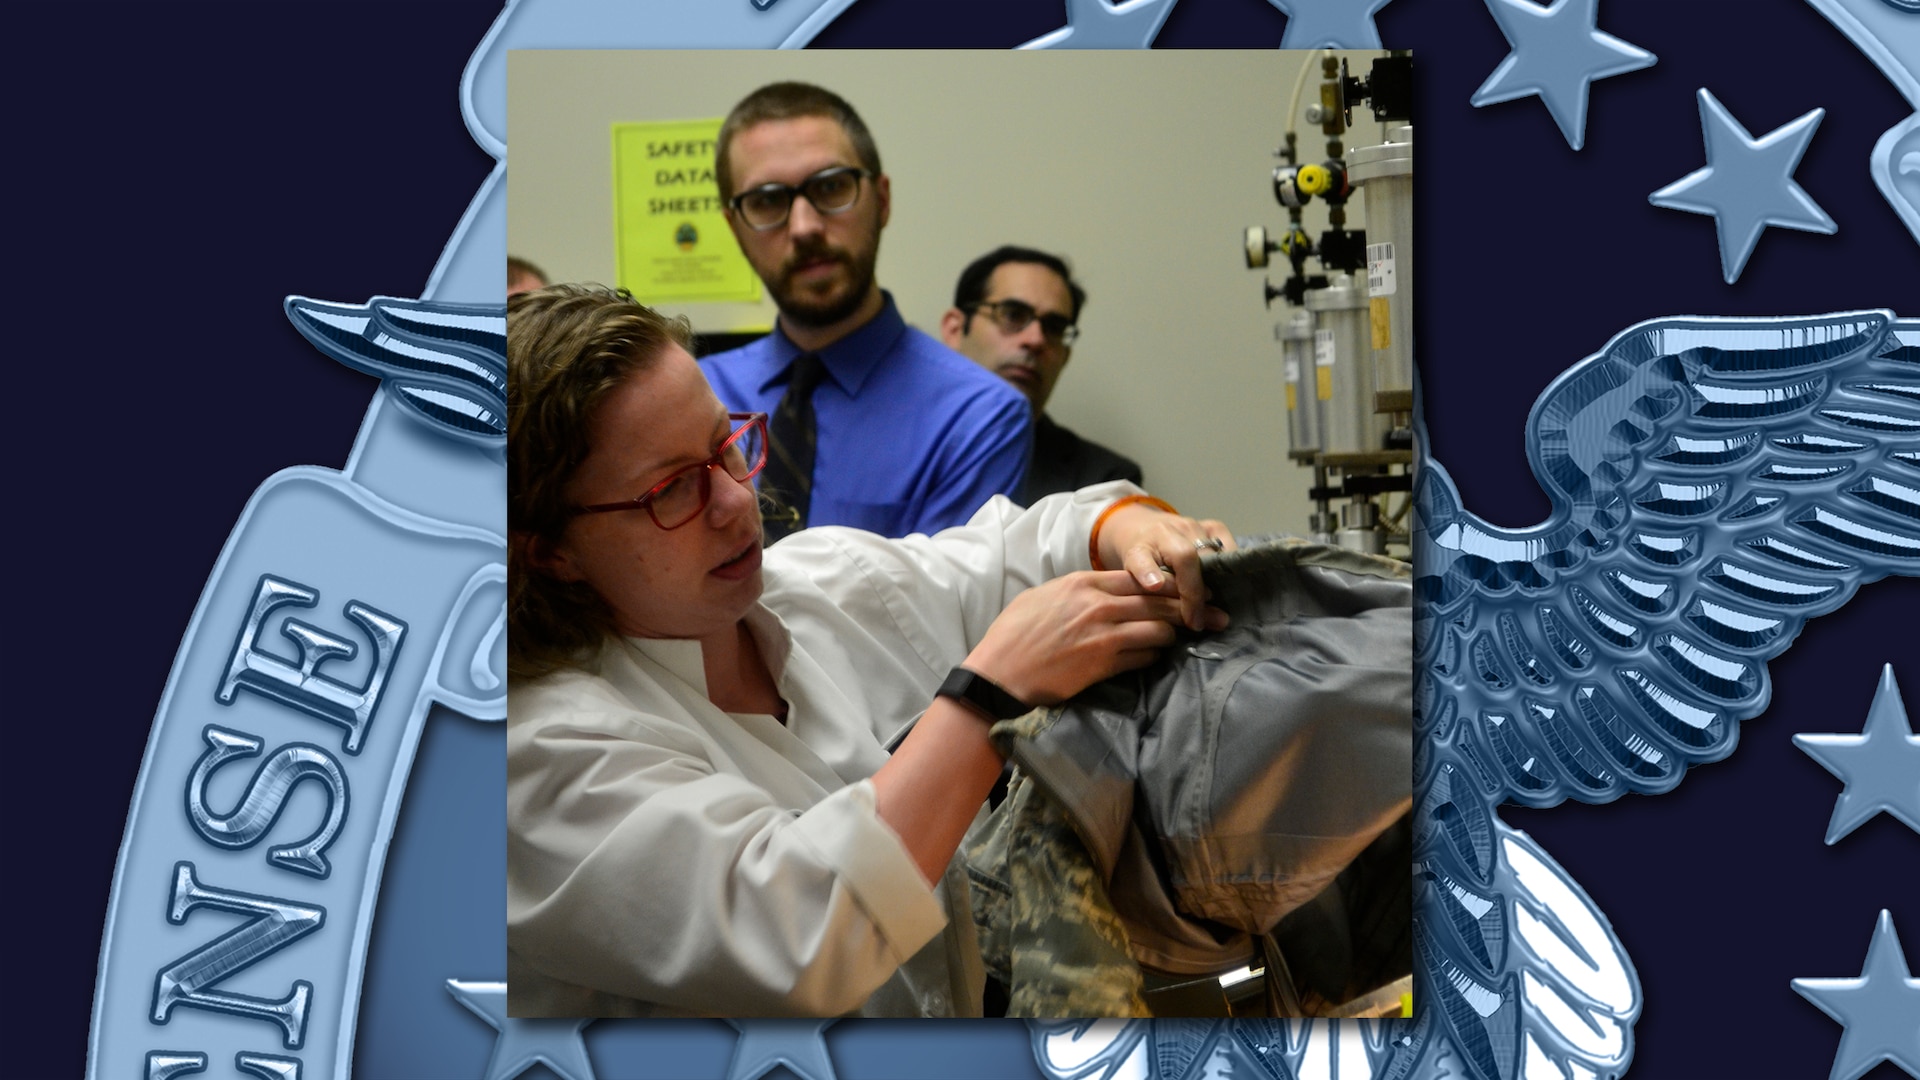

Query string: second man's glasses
966 298 1080 346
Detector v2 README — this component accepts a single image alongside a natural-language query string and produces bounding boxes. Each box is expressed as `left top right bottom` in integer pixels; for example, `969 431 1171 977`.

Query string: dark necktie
761 352 826 543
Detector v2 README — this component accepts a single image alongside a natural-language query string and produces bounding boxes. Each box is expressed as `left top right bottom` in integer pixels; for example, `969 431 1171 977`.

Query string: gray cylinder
1349 125 1414 404
1304 272 1388 455
1336 497 1386 554
1278 308 1320 456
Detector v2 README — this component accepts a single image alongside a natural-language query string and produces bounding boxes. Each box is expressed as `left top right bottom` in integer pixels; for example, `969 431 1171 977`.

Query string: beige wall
508 50 1396 536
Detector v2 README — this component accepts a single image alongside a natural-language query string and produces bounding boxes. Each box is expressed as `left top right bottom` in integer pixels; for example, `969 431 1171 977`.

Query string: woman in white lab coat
505 284 1232 1017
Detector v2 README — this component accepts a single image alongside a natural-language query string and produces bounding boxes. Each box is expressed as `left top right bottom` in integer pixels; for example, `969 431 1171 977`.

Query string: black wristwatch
936 666 1032 721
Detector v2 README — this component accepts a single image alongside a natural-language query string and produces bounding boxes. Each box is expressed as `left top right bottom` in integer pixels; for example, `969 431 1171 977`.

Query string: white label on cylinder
1315 329 1336 366
1367 242 1397 297
1286 358 1301 383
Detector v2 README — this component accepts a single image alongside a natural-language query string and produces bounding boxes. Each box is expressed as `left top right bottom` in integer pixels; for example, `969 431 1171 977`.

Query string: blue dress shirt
701 293 1031 538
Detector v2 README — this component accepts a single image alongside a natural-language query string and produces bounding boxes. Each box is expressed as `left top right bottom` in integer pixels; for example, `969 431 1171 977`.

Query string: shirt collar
623 603 795 697
754 290 905 398
626 635 707 695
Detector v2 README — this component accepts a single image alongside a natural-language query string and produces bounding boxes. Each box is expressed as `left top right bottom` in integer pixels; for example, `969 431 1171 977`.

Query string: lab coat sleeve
507 692 947 1016
784 480 1147 680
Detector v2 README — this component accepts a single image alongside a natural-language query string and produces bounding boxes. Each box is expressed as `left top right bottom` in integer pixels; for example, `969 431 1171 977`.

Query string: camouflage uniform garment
965 708 1149 1018
967 536 1413 1012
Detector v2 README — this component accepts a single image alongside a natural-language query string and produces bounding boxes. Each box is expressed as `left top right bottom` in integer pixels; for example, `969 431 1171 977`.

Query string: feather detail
284 295 507 447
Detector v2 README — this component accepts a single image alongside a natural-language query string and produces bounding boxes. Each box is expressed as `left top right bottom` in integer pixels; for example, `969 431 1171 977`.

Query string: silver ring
1195 536 1225 553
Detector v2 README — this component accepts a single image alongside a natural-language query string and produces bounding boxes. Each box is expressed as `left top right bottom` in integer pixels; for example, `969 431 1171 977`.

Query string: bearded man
700 82 1030 541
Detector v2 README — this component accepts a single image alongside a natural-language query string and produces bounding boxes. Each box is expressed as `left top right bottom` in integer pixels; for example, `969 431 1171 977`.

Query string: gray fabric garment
983 535 1413 976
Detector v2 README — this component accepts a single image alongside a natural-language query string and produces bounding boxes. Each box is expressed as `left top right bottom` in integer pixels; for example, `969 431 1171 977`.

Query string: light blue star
1648 89 1837 284
1794 663 1920 844
1266 0 1391 49
1470 0 1656 151
445 980 596 1080
1017 0 1178 49
1792 910 1920 1080
725 1019 839 1080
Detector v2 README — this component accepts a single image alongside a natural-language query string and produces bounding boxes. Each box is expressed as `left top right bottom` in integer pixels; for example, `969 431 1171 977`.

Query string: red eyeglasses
574 413 768 530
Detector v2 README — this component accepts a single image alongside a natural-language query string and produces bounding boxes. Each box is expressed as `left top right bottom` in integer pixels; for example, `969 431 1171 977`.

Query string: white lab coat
506 483 1133 1016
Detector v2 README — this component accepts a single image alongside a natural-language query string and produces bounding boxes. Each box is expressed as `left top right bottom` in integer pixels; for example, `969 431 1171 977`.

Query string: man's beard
768 239 878 329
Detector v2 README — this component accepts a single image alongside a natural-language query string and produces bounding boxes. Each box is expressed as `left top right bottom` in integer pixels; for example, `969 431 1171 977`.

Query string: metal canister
1304 272 1387 455
1348 125 1414 407
1278 308 1320 457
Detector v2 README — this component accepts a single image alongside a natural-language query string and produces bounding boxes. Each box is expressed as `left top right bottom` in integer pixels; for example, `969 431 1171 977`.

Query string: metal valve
1245 225 1274 268
1273 165 1308 209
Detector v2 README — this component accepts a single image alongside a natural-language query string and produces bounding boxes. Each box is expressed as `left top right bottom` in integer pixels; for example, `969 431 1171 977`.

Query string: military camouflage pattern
967 715 1149 1018
966 536 1413 1014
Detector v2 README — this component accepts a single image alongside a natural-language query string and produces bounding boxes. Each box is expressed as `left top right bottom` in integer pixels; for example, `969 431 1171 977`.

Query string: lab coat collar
620 607 880 789
621 603 796 701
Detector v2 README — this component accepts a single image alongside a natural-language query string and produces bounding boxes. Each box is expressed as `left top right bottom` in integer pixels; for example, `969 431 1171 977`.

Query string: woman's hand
1095 503 1236 631
963 570 1227 707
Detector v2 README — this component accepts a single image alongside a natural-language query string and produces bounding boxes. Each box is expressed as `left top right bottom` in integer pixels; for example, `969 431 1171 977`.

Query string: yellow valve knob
1296 163 1332 195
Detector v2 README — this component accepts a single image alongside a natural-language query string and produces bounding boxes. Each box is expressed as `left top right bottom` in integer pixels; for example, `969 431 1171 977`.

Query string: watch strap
937 666 1031 721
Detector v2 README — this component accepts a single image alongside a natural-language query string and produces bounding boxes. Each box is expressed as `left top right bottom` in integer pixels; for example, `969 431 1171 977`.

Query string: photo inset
505 49 1416 1019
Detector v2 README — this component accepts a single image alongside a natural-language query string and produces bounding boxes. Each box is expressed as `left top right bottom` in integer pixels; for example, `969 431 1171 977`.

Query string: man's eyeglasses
965 299 1079 347
575 413 767 530
728 166 873 232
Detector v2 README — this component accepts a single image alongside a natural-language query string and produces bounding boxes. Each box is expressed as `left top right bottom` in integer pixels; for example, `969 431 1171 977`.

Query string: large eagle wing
1416 311 1918 810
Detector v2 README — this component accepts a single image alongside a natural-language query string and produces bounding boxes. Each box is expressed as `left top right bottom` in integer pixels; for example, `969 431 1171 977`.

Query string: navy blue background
11 1 1915 1077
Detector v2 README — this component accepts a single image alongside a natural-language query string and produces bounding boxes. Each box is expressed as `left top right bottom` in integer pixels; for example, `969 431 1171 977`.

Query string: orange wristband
1089 494 1178 571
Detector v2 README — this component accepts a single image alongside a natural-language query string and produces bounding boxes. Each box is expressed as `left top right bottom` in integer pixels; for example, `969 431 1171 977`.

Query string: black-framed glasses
966 299 1080 346
575 413 768 530
728 166 873 231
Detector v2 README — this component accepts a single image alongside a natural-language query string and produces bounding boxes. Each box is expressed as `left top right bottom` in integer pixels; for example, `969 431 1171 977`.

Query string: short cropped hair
952 246 1087 323
715 82 882 201
507 284 693 679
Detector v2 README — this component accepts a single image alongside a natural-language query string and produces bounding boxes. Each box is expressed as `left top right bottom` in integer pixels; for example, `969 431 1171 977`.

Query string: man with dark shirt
700 83 1029 540
941 247 1142 503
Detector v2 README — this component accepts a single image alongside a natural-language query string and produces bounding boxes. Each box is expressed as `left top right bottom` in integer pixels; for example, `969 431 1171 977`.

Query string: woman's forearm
869 698 1006 885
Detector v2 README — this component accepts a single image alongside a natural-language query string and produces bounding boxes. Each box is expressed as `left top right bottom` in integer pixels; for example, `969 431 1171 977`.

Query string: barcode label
1367 241 1397 297
1314 329 1336 366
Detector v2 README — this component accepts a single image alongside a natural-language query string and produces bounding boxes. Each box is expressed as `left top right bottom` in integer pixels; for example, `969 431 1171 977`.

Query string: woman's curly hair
507 284 693 680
